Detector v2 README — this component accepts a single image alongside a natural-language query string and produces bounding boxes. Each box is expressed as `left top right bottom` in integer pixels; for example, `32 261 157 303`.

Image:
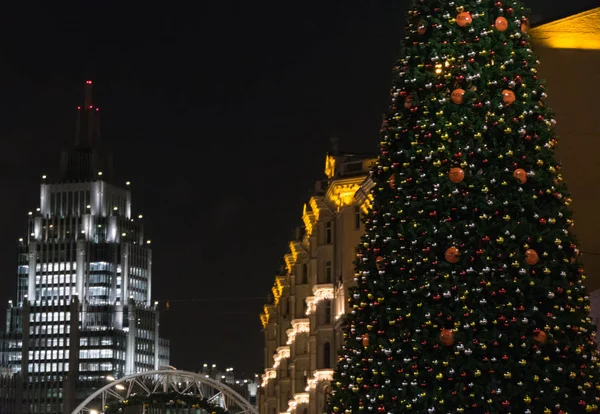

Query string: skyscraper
0 81 170 414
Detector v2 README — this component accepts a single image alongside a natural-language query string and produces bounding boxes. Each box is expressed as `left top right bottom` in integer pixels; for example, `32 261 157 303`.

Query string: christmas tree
329 1 600 413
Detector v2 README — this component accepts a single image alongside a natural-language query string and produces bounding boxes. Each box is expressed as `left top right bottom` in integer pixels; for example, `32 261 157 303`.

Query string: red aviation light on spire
84 80 93 108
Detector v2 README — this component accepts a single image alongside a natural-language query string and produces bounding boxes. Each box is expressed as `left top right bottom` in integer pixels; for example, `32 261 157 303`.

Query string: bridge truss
70 369 258 414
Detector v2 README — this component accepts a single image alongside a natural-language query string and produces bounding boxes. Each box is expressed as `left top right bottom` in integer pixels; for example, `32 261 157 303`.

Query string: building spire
75 80 100 148
84 80 92 108
61 80 112 182
330 136 340 155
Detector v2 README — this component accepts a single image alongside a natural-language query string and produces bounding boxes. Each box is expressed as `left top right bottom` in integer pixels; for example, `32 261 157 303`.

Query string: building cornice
530 7 600 50
325 176 367 211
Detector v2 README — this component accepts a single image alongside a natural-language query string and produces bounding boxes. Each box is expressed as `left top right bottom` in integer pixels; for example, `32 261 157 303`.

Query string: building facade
529 7 600 291
197 364 259 408
258 152 375 414
0 81 170 414
259 7 600 414
529 7 600 334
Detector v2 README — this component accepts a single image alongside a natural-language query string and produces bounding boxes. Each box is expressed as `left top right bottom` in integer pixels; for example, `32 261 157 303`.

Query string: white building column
121 243 129 303
76 239 86 300
126 300 136 375
154 304 160 370
27 242 37 302
147 250 152 306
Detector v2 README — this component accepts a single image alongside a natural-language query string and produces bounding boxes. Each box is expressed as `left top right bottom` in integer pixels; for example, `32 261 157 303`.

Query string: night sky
0 0 596 376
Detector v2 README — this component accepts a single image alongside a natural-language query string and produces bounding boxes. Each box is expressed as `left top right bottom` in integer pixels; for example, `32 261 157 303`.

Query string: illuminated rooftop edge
530 7 600 50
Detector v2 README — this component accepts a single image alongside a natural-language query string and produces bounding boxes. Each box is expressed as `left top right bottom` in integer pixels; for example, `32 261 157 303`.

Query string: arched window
323 342 331 368
322 384 332 413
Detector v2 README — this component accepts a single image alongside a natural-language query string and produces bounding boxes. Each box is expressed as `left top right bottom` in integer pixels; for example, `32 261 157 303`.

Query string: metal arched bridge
71 369 258 414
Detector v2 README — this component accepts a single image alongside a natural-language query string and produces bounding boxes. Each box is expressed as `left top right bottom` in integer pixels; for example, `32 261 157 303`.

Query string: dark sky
0 0 595 376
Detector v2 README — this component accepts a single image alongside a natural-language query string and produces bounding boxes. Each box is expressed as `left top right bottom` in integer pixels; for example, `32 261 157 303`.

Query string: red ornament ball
513 168 527 184
449 167 465 183
534 330 547 344
495 16 509 31
525 249 539 265
445 247 460 264
451 88 466 104
362 334 370 347
502 89 516 104
456 12 472 27
440 329 454 346
404 96 413 109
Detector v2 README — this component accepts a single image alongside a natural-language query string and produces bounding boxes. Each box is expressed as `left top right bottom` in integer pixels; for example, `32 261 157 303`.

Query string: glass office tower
0 81 170 414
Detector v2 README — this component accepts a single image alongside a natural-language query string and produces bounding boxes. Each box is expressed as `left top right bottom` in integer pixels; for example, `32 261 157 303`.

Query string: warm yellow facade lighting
261 368 277 387
260 304 271 328
272 277 284 306
313 284 335 301
302 203 315 237
272 346 291 368
286 319 310 344
284 253 295 274
530 8 600 50
324 155 336 179
260 276 286 328
307 369 334 390
326 178 363 211
287 393 310 412
305 285 334 315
